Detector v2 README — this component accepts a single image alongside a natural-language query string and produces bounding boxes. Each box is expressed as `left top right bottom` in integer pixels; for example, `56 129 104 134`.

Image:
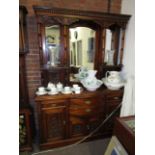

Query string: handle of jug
105 71 110 80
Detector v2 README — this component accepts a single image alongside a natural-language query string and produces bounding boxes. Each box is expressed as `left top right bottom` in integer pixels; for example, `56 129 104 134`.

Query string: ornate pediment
34 6 131 28
37 15 80 26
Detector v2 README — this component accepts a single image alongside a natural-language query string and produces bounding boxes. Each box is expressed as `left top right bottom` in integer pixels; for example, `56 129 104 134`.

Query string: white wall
120 0 135 116
121 0 135 78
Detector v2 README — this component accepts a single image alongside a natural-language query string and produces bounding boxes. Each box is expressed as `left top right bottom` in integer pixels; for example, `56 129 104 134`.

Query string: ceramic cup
64 86 71 93
73 84 79 89
74 86 81 94
51 87 57 93
38 87 45 92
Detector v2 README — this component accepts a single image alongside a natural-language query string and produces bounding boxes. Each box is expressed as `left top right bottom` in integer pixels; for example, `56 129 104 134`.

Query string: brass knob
52 104 56 107
85 100 91 104
114 97 119 99
85 109 91 112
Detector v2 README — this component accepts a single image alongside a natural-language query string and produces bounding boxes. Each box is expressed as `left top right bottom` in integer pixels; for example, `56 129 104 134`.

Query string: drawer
70 106 104 117
40 100 67 109
70 98 103 108
106 92 123 102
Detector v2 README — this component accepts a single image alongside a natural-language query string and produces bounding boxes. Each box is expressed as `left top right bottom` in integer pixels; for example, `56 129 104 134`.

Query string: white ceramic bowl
81 79 103 91
102 78 125 90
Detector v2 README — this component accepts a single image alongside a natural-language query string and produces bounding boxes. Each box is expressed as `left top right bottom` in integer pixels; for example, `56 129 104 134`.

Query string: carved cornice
33 6 131 28
37 15 79 26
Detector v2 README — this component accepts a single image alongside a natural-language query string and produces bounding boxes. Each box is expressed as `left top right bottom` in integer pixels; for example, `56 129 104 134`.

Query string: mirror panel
104 29 113 65
45 25 61 66
104 27 122 66
69 27 96 70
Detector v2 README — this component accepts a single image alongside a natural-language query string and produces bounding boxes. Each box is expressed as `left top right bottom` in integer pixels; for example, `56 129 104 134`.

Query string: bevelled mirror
69 27 96 81
104 29 113 65
104 25 123 67
45 25 61 66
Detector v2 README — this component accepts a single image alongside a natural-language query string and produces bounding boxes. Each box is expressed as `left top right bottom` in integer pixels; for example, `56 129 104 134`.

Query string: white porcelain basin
102 78 125 90
81 79 103 91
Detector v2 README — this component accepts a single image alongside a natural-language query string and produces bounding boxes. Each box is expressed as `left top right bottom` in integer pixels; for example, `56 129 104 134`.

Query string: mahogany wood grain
114 116 135 155
35 87 124 149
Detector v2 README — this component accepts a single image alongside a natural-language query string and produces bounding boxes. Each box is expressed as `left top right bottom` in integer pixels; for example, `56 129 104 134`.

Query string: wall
121 0 135 78
19 0 122 106
120 0 135 116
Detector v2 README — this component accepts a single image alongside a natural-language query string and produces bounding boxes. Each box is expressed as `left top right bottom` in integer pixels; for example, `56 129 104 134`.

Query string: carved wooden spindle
102 29 106 63
120 29 126 65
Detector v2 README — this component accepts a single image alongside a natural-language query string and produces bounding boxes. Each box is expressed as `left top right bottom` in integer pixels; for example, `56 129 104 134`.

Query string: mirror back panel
33 6 130 85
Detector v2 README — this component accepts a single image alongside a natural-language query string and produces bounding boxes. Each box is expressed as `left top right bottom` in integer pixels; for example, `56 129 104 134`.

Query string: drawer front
70 106 104 117
40 100 68 109
106 91 123 102
70 97 103 108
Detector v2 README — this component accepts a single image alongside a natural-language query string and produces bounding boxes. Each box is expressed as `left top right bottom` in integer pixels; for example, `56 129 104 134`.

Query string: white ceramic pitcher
105 71 121 83
86 70 97 80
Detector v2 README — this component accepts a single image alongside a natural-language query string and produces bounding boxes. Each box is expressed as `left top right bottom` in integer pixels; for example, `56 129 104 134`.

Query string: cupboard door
106 102 121 131
40 104 68 142
69 107 105 137
105 90 123 133
69 96 105 137
69 115 87 137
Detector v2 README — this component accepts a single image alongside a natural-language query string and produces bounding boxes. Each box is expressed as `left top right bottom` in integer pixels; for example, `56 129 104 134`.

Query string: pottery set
74 66 89 80
103 71 125 90
36 82 82 95
79 68 103 91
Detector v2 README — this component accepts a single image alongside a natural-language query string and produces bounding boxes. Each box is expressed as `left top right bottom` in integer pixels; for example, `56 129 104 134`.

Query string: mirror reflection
45 25 60 66
69 27 96 70
104 27 123 66
104 29 114 65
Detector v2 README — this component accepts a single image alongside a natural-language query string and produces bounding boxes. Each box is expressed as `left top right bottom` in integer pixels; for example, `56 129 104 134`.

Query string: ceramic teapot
56 82 63 91
105 71 121 83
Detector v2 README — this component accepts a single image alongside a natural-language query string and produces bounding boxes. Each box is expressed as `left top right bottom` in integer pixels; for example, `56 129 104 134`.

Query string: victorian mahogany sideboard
35 87 123 149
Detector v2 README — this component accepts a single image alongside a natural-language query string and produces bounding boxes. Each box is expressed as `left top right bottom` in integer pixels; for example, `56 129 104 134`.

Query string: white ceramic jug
86 70 97 80
78 66 88 74
105 71 121 83
78 67 88 80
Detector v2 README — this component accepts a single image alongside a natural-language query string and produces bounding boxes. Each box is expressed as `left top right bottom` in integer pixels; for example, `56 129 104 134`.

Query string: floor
20 138 110 155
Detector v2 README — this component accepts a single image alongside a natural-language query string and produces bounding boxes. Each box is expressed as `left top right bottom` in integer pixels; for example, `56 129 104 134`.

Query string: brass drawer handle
113 97 119 99
85 100 91 104
85 109 91 112
63 120 66 125
51 104 56 107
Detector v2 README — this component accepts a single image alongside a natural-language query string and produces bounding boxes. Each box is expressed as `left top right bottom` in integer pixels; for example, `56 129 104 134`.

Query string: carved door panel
86 116 101 133
69 115 87 137
41 105 67 142
69 97 105 137
105 103 121 132
70 108 105 137
105 90 123 133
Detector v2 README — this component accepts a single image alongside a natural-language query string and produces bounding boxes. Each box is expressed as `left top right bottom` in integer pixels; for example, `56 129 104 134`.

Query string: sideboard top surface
35 87 124 101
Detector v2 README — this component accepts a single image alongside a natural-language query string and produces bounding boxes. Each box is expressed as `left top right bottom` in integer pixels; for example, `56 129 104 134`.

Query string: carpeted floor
20 138 110 155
